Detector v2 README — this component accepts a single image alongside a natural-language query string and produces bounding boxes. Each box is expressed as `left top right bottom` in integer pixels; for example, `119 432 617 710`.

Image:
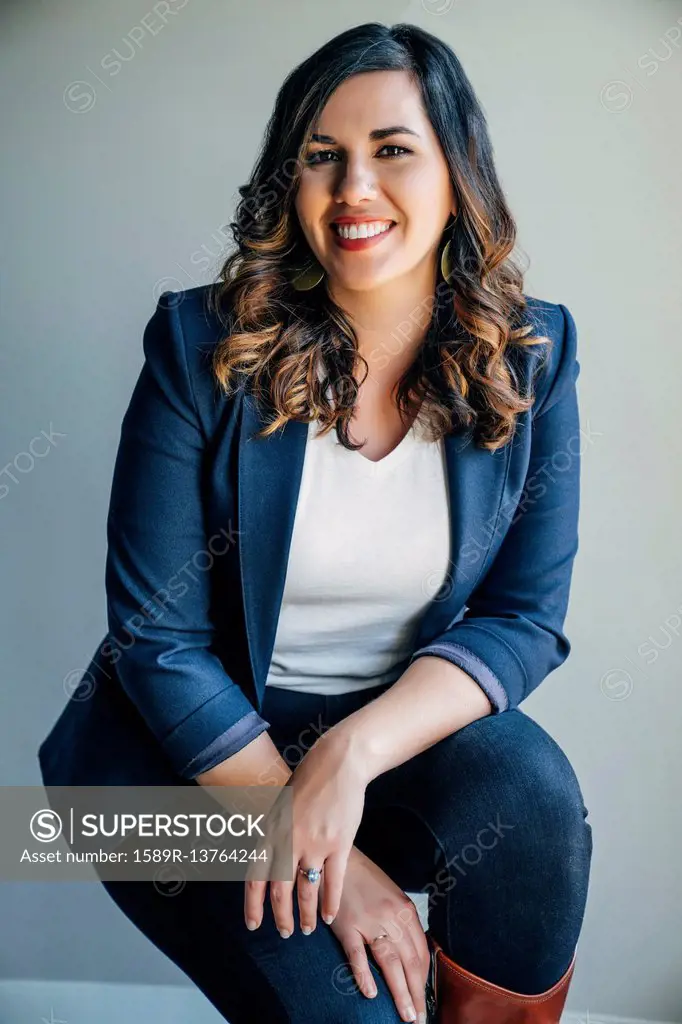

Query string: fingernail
418 1013 427 1024
366 982 377 998
302 926 312 935
246 919 258 931
279 928 292 939
323 913 334 925
403 1005 417 1022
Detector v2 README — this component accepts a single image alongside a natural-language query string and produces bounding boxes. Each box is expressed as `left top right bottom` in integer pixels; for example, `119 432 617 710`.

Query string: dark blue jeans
102 681 593 1022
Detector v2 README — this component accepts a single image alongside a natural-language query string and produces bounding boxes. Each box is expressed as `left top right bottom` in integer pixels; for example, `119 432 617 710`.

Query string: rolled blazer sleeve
105 294 270 779
409 304 581 712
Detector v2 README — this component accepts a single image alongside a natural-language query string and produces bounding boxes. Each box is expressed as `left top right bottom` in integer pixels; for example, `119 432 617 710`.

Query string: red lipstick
329 218 396 252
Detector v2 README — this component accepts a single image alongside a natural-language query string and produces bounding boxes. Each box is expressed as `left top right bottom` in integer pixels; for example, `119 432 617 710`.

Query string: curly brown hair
205 22 550 453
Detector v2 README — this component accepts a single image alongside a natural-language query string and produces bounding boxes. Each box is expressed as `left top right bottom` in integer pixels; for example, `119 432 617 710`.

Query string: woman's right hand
325 844 430 1024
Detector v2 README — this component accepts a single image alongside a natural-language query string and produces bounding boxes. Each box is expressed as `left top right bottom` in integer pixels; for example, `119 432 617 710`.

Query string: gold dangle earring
440 209 458 282
288 256 326 291
440 240 453 283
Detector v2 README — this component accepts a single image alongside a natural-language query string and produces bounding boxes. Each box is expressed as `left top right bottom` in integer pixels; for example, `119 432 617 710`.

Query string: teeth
333 221 393 239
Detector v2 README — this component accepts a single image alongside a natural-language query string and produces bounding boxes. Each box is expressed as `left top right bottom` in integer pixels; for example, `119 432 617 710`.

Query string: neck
327 255 440 393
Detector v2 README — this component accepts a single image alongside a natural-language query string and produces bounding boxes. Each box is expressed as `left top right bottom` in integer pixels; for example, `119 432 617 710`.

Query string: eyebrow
309 125 421 144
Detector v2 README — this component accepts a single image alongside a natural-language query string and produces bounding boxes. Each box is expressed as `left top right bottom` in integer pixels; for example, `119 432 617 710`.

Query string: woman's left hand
244 730 367 936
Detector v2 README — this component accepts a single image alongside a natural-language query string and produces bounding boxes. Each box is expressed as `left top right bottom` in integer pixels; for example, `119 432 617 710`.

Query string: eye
377 144 411 158
305 149 339 166
304 144 412 166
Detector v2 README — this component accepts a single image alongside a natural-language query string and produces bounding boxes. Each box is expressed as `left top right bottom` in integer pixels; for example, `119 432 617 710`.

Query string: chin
333 277 378 293
329 269 395 292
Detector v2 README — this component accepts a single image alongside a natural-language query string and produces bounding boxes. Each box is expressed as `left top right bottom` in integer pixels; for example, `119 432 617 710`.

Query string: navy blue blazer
38 286 580 788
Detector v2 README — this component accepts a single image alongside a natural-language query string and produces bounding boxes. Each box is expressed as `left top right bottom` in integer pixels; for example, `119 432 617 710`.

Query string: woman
38 21 593 1024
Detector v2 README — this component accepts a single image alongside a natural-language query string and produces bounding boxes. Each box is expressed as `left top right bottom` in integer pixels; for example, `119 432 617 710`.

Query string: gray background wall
1 0 681 1019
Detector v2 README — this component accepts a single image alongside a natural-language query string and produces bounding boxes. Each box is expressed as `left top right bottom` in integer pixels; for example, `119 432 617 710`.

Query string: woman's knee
421 711 593 887
437 709 587 811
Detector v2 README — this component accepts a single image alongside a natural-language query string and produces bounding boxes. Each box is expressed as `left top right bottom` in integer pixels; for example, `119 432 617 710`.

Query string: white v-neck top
264 415 451 695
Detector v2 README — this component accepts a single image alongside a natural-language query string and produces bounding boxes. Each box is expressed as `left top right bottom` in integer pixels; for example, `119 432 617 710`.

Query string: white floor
0 980 677 1024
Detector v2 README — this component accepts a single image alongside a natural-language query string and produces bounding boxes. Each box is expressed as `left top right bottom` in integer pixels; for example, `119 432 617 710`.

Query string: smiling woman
209 27 552 459
39 18 591 1024
295 77 457 301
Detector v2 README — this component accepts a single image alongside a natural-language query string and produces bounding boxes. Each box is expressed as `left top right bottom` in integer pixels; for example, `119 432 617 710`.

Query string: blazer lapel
237 391 309 704
410 430 511 650
237 395 510 705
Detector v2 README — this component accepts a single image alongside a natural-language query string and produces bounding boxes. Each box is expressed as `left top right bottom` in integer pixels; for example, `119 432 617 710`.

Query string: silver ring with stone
298 866 322 884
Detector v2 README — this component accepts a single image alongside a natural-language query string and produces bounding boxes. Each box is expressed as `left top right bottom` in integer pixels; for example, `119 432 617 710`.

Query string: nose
332 156 378 207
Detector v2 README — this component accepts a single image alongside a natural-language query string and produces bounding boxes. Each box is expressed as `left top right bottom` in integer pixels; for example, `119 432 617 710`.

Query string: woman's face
294 69 457 294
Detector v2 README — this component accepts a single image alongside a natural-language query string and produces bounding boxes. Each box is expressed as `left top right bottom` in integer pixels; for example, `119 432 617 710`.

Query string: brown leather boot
426 933 576 1022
